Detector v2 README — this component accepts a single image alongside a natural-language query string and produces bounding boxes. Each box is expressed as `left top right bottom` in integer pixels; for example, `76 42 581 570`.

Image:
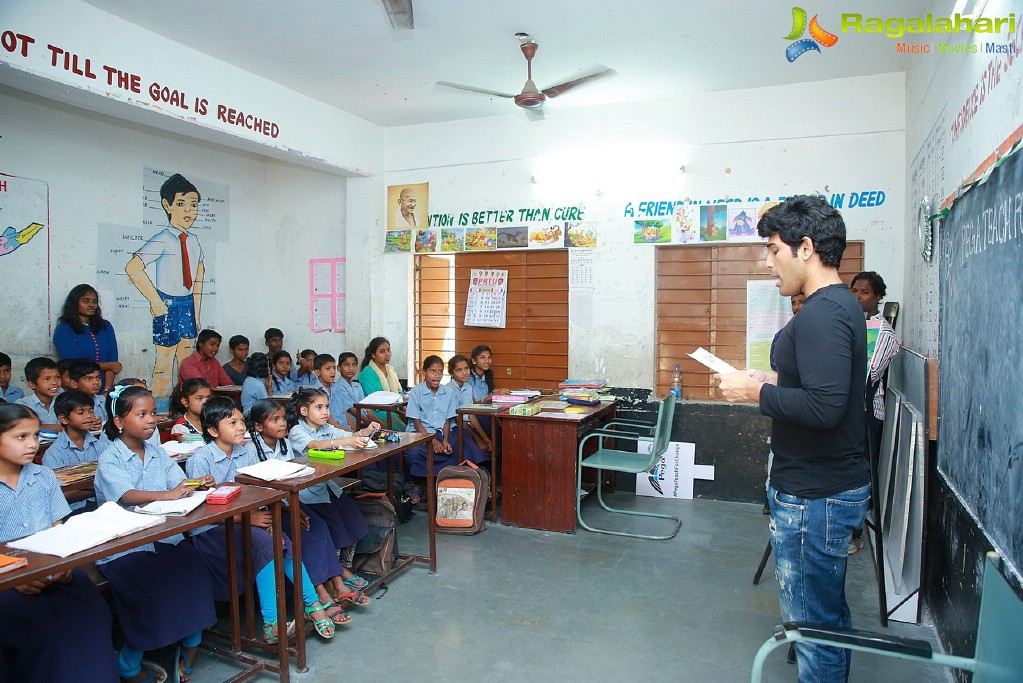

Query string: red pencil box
206 485 242 504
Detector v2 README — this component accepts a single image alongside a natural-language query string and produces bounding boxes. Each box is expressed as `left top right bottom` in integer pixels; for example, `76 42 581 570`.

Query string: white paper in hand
360 391 401 406
687 347 740 374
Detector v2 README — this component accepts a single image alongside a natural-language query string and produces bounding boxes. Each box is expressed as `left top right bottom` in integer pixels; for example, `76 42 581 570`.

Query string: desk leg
225 516 241 654
426 448 437 574
288 493 307 673
241 514 255 641
490 419 498 524
271 502 291 683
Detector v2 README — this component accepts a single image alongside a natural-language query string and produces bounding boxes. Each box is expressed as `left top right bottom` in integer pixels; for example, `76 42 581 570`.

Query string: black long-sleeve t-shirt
760 283 870 498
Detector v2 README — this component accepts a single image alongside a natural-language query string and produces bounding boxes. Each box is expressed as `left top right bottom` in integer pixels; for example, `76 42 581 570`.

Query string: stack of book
491 394 528 405
558 379 607 389
559 388 601 405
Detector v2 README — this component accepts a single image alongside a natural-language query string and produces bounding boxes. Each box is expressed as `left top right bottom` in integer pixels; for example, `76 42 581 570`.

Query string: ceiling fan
437 35 615 120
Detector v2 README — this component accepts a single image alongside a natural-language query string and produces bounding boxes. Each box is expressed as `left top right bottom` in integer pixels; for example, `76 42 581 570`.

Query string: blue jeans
768 481 870 683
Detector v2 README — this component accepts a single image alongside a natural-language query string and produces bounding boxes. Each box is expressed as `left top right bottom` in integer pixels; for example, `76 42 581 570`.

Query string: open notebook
236 459 314 481
134 489 209 516
7 502 166 558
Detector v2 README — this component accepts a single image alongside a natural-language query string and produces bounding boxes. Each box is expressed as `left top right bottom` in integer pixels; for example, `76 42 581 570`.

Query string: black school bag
352 492 399 577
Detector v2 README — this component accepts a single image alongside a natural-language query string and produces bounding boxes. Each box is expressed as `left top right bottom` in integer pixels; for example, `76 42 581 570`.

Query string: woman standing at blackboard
848 271 900 554
52 284 122 391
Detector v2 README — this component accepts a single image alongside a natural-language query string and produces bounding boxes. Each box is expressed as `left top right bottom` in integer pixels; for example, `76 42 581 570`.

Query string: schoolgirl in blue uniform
0 404 119 682
405 355 459 488
186 397 340 640
248 399 370 612
288 388 377 590
446 355 490 465
93 385 217 683
331 352 366 430
270 351 297 395
240 353 272 413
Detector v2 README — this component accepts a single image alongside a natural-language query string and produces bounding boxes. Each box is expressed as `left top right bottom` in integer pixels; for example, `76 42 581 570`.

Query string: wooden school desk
234 431 434 673
498 400 617 533
0 485 293 683
455 402 507 523
352 397 407 429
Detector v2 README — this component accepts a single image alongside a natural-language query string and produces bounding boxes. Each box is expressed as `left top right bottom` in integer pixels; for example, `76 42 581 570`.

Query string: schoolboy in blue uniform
292 349 318 387
0 403 119 682
0 352 24 403
68 358 107 423
44 389 108 511
331 352 366 430
405 355 458 481
16 356 62 431
311 353 348 430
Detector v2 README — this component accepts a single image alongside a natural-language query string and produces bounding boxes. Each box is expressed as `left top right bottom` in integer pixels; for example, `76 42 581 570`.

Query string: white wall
0 86 357 385
902 0 1023 357
375 73 907 388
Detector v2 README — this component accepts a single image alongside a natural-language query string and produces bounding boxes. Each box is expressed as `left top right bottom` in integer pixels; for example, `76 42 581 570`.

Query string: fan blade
541 67 616 98
436 81 516 98
523 107 545 122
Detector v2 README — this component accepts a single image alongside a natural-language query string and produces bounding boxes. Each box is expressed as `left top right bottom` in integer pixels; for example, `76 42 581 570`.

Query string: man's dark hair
851 271 887 298
228 335 249 349
197 329 222 345
757 195 846 268
25 357 58 384
264 328 284 342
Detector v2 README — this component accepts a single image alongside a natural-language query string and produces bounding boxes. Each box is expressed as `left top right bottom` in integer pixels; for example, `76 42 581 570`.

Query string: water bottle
671 364 682 399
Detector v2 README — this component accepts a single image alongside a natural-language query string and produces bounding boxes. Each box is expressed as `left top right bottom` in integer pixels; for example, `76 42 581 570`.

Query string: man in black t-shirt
717 195 869 683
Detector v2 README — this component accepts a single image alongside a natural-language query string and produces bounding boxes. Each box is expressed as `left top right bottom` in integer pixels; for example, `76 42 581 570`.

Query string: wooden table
234 432 435 673
498 400 617 533
352 399 407 429
455 403 506 523
0 485 293 682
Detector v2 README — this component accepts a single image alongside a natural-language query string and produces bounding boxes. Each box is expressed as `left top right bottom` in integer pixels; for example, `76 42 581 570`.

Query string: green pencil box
308 448 345 460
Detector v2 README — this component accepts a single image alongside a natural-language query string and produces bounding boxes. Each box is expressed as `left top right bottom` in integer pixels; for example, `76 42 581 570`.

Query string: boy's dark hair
68 359 101 382
338 352 358 366
228 335 249 349
197 329 222 345
245 353 271 379
300 349 316 360
54 389 94 418
57 358 76 375
25 357 58 384
199 396 239 443
313 353 335 371
264 328 284 342
57 284 109 334
851 271 887 299
422 355 444 371
757 194 846 268
160 173 201 220
0 352 11 368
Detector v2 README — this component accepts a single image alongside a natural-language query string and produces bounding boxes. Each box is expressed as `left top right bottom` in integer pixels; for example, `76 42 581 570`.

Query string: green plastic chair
575 393 681 540
750 551 1023 682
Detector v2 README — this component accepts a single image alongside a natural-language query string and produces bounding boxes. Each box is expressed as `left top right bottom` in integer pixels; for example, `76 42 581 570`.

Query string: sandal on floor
335 590 371 607
321 599 352 625
178 646 198 683
122 661 167 683
342 574 369 590
262 619 296 644
305 602 335 639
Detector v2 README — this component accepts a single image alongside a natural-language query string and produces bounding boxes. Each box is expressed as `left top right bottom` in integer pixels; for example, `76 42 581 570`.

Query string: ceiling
83 0 937 128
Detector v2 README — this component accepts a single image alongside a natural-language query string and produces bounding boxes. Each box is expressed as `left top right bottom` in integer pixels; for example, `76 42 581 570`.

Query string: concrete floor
185 494 950 682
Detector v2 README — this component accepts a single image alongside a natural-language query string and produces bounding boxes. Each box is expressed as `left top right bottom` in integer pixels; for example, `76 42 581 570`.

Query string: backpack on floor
435 460 490 535
352 492 399 576
359 469 415 523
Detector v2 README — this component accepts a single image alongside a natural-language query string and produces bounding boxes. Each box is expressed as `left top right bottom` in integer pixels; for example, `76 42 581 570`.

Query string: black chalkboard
938 147 1023 576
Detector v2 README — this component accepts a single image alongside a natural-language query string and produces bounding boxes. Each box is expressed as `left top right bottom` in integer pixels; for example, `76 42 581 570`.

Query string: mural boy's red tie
178 231 192 289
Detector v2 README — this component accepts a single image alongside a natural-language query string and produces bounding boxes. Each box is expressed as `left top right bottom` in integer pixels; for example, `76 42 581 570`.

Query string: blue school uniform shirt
16 392 59 424
330 378 365 426
288 421 350 504
94 438 188 560
0 384 25 402
447 379 475 424
0 463 70 543
270 372 295 395
467 371 490 401
405 381 457 434
93 393 108 422
186 441 258 536
241 376 270 413
43 430 108 468
292 371 318 388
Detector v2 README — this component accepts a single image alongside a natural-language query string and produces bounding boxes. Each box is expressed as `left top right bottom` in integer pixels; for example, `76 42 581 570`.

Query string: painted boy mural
125 173 206 397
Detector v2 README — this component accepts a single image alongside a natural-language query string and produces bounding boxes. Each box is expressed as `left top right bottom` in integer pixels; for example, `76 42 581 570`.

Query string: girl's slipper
334 590 371 607
321 599 352 625
122 661 167 683
304 602 336 639
343 575 370 590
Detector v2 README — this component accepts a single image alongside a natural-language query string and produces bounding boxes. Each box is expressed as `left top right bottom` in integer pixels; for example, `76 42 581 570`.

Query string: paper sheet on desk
237 459 314 481
688 347 740 374
360 391 402 406
8 502 166 557
135 490 208 516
